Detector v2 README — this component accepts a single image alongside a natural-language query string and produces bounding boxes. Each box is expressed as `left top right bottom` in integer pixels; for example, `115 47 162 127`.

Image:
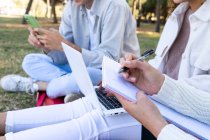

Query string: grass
0 16 160 112
0 17 40 111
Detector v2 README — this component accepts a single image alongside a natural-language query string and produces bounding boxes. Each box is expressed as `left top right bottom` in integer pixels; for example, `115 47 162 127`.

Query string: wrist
62 40 81 53
149 118 168 138
154 74 165 95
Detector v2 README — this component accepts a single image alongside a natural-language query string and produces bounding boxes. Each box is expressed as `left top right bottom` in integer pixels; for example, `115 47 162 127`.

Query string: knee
22 53 52 72
22 54 41 71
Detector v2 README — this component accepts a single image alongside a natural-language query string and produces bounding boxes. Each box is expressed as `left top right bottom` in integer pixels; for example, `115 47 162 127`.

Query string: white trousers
5 97 141 140
22 53 102 98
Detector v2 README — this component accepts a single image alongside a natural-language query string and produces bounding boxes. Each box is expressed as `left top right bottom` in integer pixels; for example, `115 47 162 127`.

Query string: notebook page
102 56 139 101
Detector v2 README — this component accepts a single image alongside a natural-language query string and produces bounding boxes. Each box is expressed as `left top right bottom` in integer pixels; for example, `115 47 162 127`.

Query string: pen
118 49 154 73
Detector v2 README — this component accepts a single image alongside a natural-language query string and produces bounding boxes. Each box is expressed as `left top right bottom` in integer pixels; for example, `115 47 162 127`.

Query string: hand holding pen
117 49 164 95
118 49 154 73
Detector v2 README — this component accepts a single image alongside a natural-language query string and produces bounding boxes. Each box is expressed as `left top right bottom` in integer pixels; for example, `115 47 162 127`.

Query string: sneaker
0 75 35 94
64 92 84 103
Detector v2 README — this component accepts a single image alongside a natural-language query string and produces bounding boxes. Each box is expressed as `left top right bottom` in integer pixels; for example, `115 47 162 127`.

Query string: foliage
43 0 65 4
141 0 168 21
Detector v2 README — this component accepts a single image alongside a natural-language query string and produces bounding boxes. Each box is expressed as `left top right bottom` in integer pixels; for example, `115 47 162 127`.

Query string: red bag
36 91 64 106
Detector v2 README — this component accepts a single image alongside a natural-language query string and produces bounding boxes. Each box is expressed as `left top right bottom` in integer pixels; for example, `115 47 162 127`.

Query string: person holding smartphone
0 0 140 99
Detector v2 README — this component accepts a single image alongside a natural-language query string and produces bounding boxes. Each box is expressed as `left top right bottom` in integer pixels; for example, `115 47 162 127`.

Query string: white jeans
22 53 102 98
5 97 141 140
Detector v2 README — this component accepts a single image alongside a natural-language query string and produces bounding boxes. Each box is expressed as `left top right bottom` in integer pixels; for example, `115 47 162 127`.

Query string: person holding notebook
115 0 210 139
0 0 140 99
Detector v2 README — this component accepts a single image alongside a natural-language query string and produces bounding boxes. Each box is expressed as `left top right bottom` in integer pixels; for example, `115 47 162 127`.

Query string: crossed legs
22 53 102 98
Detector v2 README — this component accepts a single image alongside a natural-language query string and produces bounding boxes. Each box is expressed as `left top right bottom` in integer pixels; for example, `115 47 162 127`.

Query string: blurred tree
141 0 167 22
22 0 33 24
127 0 177 30
22 0 64 24
167 0 177 15
136 0 142 27
132 0 137 18
155 0 160 32
43 0 65 23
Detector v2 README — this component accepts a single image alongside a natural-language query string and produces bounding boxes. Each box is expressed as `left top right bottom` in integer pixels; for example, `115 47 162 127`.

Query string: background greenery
0 17 160 112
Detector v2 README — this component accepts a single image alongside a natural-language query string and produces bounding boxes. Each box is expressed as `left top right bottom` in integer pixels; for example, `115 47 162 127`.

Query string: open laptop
61 42 126 115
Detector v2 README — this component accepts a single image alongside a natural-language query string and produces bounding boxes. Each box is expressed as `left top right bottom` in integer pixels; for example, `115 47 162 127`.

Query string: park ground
0 16 161 112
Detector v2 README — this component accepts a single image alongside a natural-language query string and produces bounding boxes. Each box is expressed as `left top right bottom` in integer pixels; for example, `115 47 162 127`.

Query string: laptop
61 42 126 115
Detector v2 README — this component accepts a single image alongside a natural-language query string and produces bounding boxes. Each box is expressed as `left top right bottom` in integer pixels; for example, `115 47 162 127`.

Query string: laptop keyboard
95 88 122 110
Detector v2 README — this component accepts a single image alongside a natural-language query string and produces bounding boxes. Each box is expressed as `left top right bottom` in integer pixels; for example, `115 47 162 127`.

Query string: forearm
61 40 81 53
153 75 210 125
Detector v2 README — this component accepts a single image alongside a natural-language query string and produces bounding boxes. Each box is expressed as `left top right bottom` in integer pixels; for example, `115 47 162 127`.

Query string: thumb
136 91 148 102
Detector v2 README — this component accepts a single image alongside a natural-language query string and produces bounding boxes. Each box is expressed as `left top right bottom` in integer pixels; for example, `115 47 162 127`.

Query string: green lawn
0 17 160 112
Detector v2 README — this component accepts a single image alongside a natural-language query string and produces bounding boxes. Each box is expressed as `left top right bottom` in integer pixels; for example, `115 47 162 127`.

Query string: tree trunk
51 0 58 23
22 0 34 24
45 0 50 17
132 0 137 18
155 0 161 32
136 0 142 27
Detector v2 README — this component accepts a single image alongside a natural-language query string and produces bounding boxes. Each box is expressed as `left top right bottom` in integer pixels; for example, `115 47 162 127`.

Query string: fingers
28 33 42 47
124 53 137 61
123 60 149 71
136 91 147 100
34 28 49 35
120 53 136 64
36 34 46 41
114 93 130 105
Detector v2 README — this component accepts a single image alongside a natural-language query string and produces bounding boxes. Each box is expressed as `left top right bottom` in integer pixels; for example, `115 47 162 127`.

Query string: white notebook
102 56 139 102
102 56 210 139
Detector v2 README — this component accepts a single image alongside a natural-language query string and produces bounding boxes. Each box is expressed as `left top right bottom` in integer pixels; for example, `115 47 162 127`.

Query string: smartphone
24 14 40 28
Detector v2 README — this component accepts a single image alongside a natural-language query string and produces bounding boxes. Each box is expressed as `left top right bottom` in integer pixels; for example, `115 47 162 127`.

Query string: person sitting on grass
0 0 140 100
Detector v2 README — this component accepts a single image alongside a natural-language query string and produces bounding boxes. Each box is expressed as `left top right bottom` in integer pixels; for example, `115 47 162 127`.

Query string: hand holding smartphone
24 14 45 49
24 14 40 28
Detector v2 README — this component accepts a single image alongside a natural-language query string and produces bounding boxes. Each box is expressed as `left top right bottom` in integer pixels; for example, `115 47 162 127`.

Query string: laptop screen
61 42 102 111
